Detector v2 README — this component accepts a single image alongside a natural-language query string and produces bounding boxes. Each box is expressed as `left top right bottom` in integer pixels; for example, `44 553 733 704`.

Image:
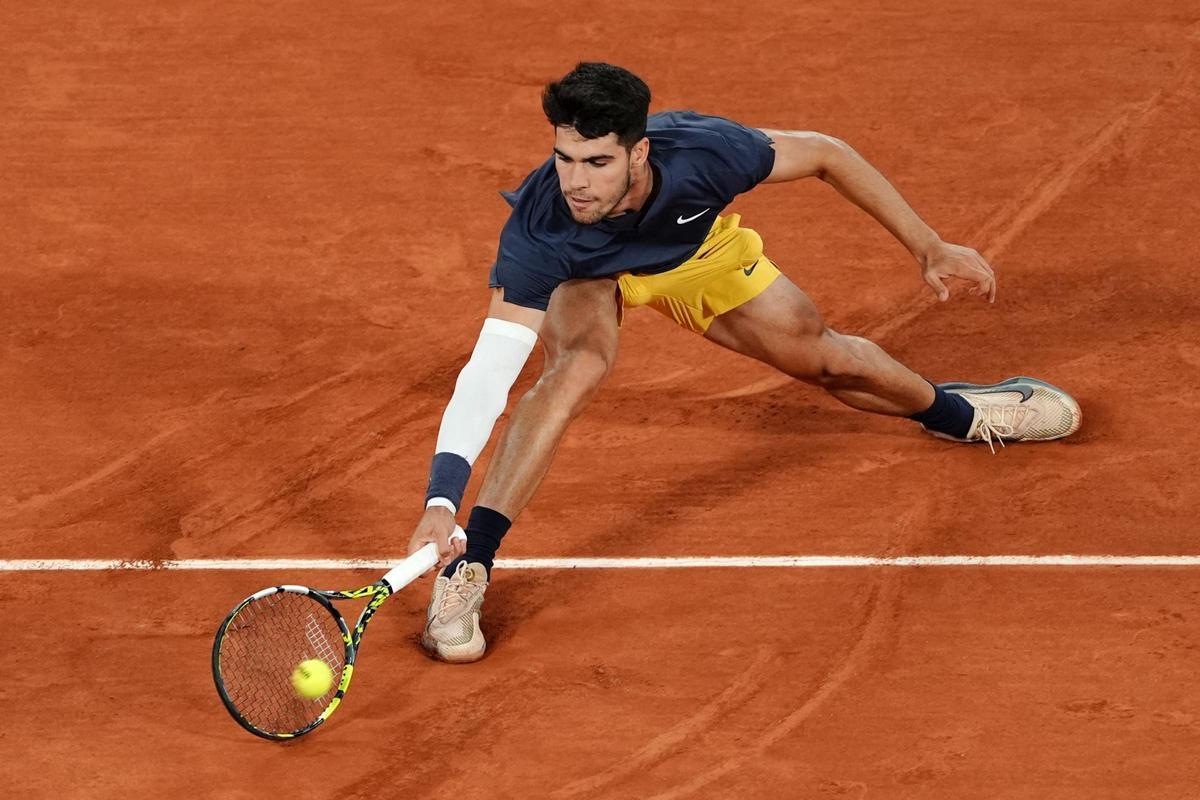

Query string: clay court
3 1 1200 797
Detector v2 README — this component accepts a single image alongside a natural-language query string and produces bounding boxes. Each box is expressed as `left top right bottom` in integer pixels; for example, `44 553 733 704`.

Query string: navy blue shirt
489 111 776 310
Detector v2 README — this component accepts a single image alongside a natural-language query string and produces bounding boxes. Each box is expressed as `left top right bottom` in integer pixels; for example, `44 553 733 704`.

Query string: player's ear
630 136 650 166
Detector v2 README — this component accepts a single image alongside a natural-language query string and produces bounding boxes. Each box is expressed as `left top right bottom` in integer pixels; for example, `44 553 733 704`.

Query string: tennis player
407 62 1081 662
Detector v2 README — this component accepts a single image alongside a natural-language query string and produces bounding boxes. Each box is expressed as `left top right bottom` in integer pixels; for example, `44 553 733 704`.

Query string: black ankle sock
442 505 511 579
909 382 975 438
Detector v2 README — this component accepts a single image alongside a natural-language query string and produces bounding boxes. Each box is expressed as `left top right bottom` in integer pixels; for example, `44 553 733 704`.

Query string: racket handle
382 526 468 591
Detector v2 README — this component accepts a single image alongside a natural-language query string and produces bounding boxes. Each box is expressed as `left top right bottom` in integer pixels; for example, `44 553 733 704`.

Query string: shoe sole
420 626 487 664
932 375 1083 443
422 642 487 664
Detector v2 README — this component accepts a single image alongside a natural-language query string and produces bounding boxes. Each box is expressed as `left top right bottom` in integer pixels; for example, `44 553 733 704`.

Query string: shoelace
973 401 1033 454
437 561 481 617
975 421 1007 455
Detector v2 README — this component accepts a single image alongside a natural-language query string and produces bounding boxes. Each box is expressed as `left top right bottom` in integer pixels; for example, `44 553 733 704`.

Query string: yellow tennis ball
291 659 334 699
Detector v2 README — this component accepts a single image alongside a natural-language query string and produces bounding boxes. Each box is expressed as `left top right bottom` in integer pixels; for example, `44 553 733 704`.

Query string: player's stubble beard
565 164 634 225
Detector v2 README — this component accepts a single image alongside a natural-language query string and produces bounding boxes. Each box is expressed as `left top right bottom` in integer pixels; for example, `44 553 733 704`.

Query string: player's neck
606 159 655 218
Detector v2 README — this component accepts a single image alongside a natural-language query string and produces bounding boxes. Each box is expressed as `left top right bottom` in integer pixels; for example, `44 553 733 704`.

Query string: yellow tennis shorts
616 213 780 334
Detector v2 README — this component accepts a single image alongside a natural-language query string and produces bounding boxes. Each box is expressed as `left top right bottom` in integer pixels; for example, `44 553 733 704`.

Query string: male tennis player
407 62 1081 662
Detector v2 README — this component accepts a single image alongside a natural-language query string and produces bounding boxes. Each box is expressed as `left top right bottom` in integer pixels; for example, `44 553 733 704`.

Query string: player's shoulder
496 158 569 262
648 110 775 190
647 110 763 151
500 156 558 212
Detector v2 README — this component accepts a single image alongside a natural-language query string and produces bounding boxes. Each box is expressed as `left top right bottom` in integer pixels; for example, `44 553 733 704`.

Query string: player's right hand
407 506 466 571
919 240 997 303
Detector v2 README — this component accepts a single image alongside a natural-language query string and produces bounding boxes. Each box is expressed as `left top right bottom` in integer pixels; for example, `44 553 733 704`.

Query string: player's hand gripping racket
212 528 466 740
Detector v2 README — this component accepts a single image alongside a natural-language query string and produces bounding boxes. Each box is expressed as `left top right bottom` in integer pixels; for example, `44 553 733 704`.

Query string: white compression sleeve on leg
434 317 537 466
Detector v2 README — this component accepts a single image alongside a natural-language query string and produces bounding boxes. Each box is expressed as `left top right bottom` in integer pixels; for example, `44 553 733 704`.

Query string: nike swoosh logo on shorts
743 263 757 276
676 209 710 224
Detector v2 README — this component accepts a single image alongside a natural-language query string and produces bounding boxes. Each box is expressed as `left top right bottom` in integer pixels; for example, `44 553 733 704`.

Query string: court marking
3 555 1200 571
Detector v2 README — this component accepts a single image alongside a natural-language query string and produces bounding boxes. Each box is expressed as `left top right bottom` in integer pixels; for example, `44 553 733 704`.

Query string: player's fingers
969 263 996 303
434 528 456 567
406 530 428 557
974 262 995 287
967 261 996 298
408 532 443 575
972 251 995 276
453 526 467 561
925 273 950 302
429 526 466 568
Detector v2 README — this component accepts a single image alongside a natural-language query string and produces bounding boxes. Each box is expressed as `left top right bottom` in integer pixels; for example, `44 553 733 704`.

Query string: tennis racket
212 527 466 740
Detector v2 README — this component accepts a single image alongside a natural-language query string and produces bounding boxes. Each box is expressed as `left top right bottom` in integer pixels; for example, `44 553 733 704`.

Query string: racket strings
218 591 346 735
304 611 343 668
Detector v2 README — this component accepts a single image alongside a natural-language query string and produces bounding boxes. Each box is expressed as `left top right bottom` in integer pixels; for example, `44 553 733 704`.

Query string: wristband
424 451 471 512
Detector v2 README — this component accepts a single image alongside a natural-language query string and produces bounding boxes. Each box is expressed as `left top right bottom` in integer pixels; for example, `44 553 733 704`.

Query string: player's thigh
540 278 621 376
703 272 826 366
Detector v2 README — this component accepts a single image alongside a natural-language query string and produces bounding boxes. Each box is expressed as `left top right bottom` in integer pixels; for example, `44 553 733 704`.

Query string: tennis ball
291 658 334 699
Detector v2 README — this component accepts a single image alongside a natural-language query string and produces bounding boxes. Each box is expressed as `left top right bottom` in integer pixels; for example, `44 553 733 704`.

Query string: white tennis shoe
422 561 488 663
929 376 1082 453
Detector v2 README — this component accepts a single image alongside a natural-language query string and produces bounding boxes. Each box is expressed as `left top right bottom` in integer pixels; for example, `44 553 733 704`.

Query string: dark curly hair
542 62 651 149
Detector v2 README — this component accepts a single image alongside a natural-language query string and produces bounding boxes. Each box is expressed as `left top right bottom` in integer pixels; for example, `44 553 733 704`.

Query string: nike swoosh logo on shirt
676 209 710 224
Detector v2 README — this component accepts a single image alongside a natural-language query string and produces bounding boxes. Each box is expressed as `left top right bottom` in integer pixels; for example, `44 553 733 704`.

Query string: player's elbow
811 134 856 182
762 130 853 183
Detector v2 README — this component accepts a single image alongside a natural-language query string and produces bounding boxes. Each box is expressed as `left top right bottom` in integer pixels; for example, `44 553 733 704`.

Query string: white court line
3 555 1200 571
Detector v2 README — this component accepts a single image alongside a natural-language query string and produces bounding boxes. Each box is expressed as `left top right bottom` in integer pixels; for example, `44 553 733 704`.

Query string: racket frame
211 533 461 741
211 580 393 740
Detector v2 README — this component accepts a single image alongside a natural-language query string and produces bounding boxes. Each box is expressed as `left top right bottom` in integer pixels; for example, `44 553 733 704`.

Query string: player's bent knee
791 303 826 341
780 328 867 387
539 349 613 417
809 329 873 388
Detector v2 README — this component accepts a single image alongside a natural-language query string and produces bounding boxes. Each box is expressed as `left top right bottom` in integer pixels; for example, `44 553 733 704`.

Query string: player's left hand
919 241 996 303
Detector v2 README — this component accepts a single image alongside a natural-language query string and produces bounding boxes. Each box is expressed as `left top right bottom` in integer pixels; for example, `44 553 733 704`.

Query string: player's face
553 127 635 224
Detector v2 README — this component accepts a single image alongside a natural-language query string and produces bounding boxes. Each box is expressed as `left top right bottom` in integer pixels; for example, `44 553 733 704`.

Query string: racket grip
382 526 467 591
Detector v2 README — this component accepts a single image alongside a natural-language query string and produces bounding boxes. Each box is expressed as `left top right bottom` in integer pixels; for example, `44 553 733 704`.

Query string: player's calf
799 328 936 417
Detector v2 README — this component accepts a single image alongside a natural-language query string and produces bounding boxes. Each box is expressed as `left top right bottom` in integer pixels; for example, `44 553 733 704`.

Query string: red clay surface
3 1 1199 797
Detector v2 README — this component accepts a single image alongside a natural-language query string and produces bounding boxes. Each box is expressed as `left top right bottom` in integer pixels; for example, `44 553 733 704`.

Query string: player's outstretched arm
407 289 543 567
757 128 996 303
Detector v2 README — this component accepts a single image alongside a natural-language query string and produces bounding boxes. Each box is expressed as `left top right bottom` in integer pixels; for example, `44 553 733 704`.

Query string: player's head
542 62 651 224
